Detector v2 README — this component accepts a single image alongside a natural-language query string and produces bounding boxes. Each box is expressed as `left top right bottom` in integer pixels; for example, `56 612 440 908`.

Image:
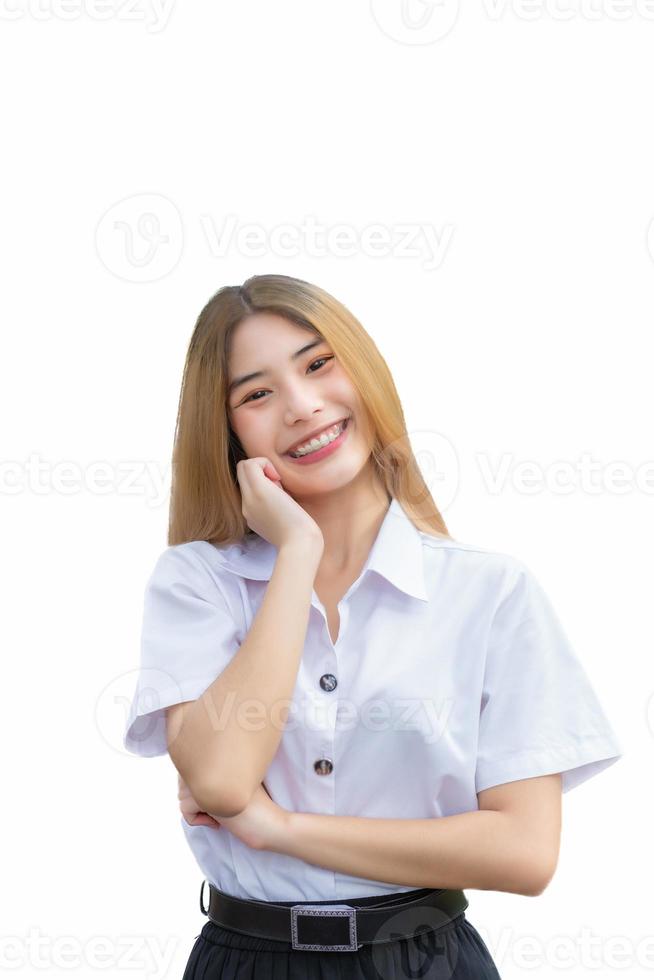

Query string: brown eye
241 356 334 403
308 356 333 372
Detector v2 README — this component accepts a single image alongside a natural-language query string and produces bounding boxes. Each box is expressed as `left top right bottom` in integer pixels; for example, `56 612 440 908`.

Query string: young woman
124 274 623 979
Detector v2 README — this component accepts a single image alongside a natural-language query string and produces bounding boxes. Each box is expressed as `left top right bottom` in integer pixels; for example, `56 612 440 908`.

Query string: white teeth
289 419 346 457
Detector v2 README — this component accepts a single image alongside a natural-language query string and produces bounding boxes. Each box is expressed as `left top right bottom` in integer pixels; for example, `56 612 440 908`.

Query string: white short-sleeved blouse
123 496 623 902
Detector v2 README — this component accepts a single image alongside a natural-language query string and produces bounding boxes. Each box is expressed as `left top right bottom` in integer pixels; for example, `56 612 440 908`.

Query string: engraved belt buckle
290 903 359 952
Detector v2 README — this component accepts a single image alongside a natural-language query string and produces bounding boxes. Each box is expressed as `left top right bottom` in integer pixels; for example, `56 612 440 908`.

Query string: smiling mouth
286 417 350 458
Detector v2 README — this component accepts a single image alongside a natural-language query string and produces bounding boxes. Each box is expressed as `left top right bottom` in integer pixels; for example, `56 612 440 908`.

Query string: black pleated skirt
181 887 502 979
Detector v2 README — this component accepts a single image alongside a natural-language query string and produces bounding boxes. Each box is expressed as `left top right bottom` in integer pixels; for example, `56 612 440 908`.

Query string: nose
281 382 326 426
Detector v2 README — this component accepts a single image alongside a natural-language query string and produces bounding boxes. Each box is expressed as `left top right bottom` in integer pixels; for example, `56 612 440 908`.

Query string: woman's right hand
236 457 324 553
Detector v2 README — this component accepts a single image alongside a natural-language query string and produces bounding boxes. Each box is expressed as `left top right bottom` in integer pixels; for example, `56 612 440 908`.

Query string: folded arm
275 773 562 896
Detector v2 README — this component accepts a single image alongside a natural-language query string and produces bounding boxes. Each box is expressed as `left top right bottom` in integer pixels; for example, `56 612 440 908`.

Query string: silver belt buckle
290 903 359 952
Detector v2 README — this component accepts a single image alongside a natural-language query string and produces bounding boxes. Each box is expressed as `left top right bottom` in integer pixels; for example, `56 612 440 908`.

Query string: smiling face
226 312 373 498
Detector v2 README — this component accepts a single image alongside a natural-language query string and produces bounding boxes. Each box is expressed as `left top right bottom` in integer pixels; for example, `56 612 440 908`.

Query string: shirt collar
216 496 429 602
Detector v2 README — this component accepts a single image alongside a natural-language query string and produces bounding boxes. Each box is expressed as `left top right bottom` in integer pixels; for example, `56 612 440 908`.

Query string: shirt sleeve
475 559 624 795
123 544 240 758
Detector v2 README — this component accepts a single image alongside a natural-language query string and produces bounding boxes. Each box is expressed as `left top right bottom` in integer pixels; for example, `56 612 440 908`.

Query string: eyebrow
227 339 325 396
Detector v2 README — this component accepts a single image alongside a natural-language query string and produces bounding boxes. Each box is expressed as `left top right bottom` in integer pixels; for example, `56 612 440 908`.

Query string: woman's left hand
210 782 291 853
178 773 222 830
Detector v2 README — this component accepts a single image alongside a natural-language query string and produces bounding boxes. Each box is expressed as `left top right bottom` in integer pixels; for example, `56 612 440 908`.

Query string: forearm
171 541 321 815
279 808 545 896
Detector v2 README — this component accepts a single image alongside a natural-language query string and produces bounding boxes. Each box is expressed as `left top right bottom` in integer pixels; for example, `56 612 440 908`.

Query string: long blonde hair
168 274 451 545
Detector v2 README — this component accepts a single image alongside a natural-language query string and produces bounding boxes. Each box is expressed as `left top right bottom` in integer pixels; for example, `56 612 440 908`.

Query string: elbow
193 780 252 819
520 857 558 897
168 746 252 817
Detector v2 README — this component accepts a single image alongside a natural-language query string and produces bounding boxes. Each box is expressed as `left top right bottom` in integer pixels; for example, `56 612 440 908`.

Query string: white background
1 1 648 977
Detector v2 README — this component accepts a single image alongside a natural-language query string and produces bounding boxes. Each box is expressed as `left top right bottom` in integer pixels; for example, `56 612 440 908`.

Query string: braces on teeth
289 419 347 457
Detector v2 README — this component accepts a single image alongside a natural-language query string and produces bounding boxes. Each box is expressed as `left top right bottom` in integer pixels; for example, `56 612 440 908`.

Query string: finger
240 457 274 481
180 802 221 828
236 458 255 486
190 814 221 829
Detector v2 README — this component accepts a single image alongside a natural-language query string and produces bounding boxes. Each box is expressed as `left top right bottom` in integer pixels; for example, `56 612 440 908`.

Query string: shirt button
314 758 333 775
319 673 337 692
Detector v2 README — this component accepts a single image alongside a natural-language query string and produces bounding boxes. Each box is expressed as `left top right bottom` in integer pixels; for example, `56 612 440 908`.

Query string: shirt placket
301 584 358 894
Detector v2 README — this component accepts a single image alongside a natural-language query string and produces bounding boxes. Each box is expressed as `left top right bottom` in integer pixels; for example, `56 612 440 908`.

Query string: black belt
200 880 469 953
